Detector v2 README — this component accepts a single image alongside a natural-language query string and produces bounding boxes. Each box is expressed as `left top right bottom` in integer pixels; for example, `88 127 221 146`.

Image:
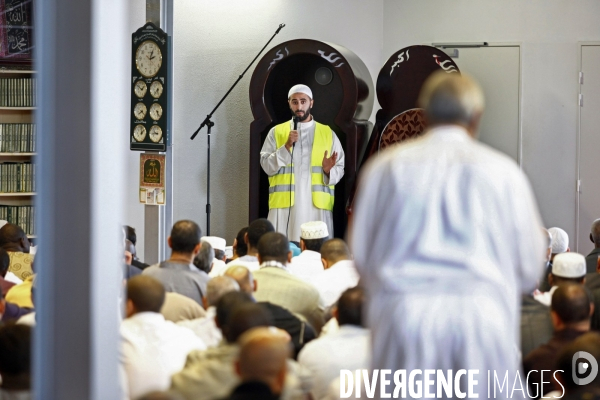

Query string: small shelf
0 153 36 156
0 107 35 111
0 192 36 196
27 235 36 239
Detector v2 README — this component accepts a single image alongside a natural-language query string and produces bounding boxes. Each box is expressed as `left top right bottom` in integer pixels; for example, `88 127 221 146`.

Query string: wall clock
130 23 169 151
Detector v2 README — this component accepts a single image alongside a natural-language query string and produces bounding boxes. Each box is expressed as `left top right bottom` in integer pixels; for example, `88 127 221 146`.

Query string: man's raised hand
322 150 338 176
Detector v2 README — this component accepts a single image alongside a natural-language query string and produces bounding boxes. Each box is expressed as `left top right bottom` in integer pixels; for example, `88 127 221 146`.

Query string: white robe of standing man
350 72 546 398
260 85 344 242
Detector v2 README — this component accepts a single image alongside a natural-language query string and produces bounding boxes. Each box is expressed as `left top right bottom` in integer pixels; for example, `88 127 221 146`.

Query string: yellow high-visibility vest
268 121 335 211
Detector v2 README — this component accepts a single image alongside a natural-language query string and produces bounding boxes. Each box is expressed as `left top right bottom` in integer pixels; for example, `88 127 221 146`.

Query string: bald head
320 239 351 268
206 276 239 307
418 72 484 135
236 327 291 395
225 265 255 294
0 223 29 253
551 283 592 326
127 275 166 315
591 219 600 247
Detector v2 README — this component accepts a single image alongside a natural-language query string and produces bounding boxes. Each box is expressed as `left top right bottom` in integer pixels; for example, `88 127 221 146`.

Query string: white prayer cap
300 221 329 240
201 236 226 251
288 84 313 100
549 227 569 254
552 252 586 278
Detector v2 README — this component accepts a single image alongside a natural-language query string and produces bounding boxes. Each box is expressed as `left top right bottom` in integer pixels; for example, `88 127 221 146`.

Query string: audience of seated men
177 275 240 347
534 252 586 306
310 239 359 310
143 220 209 304
524 283 593 397
298 287 370 400
555 332 600 399
253 232 325 333
170 292 271 400
0 323 32 400
225 265 317 357
202 236 227 277
193 241 214 275
228 327 291 400
287 222 327 283
226 219 275 274
0 224 33 281
120 275 206 399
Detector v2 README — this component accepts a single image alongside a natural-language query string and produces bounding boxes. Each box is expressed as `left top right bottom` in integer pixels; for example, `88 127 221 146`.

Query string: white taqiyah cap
300 221 329 240
201 236 226 251
549 227 569 254
552 252 586 278
288 84 313 100
0 220 8 229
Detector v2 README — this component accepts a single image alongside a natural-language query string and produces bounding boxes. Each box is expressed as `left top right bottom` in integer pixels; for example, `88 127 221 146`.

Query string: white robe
260 119 345 242
350 125 546 398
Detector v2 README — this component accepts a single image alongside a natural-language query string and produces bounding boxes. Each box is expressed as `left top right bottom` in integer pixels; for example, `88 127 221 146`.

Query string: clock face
136 40 163 78
149 103 163 121
133 125 147 142
149 125 163 143
134 81 147 98
150 81 163 98
134 102 147 120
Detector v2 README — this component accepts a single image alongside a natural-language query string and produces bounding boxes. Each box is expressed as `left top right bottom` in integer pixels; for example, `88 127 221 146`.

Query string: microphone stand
190 23 286 235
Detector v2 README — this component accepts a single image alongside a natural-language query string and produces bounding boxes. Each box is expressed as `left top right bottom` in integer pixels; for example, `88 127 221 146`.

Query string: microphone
292 117 298 149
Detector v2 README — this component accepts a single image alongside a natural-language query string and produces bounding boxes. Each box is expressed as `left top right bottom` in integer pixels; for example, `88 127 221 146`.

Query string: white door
578 45 600 254
442 45 521 163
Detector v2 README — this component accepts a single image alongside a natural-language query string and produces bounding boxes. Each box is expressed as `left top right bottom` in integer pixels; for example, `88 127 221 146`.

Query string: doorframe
576 42 600 251
432 42 523 166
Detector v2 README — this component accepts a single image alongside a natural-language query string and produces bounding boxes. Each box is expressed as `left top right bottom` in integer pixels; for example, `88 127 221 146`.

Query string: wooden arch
346 45 459 214
249 39 374 237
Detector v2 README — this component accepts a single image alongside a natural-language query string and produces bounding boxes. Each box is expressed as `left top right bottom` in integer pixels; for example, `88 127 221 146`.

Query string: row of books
0 123 36 153
0 78 37 107
0 206 35 236
0 162 35 193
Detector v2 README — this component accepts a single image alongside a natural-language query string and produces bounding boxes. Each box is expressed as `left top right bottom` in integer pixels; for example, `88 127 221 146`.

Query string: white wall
383 0 600 249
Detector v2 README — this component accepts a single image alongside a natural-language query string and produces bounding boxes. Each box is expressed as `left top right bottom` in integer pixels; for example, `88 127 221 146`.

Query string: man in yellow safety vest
260 84 345 242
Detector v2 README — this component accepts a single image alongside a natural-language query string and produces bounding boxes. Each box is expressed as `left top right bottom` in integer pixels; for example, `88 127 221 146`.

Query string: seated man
177 275 240 347
253 232 325 333
310 238 359 309
160 292 206 323
226 219 275 273
555 332 600 398
0 223 33 281
120 275 206 399
143 220 210 304
225 265 317 358
287 221 328 283
0 323 32 399
524 283 593 397
534 252 586 306
228 227 249 263
229 327 291 400
298 287 370 400
192 241 214 274
171 292 271 400
202 236 228 277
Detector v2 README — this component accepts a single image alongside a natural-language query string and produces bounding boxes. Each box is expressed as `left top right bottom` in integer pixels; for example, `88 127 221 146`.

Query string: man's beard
291 107 312 122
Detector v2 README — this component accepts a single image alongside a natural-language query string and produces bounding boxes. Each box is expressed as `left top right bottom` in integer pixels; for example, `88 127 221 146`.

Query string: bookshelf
0 68 36 238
